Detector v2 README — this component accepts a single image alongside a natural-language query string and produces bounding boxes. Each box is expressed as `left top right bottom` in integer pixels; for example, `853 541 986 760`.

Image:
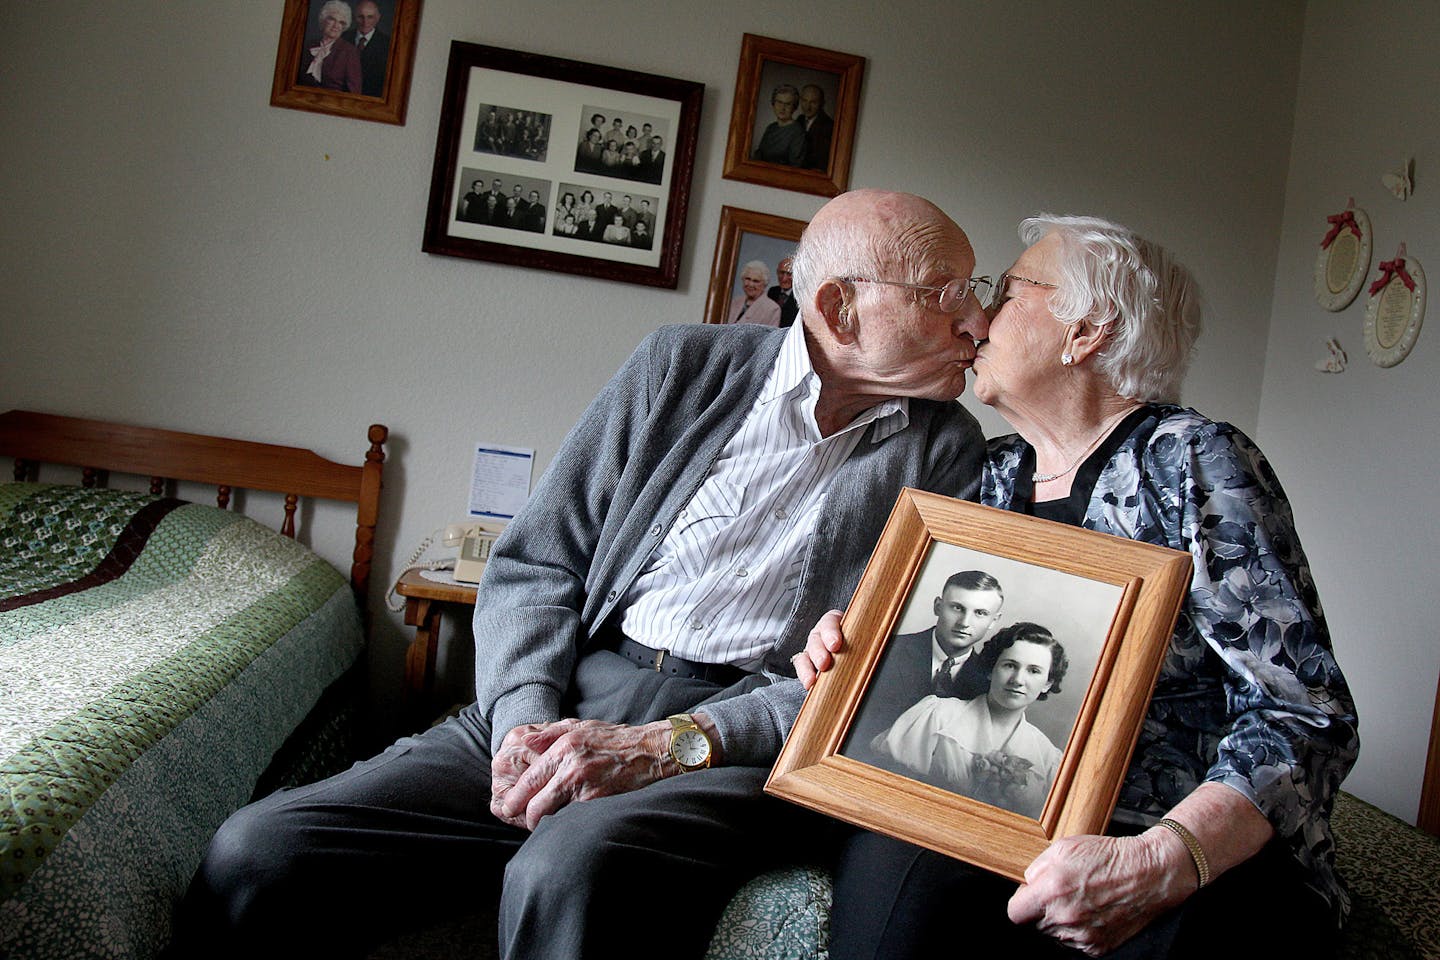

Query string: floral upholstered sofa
702 790 1440 960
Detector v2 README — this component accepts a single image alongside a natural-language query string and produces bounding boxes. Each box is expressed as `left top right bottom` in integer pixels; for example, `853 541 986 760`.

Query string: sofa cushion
1332 791 1440 960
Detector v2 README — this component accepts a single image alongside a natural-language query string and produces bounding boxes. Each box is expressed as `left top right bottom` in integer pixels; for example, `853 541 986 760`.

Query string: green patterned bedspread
0 483 363 959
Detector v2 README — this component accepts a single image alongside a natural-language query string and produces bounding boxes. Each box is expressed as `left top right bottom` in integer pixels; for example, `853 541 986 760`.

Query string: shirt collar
931 630 972 677
763 322 910 442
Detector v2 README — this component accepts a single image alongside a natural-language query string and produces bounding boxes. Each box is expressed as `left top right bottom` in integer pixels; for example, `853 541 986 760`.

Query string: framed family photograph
767 490 1191 882
422 41 704 288
702 206 808 327
722 34 865 197
269 0 422 125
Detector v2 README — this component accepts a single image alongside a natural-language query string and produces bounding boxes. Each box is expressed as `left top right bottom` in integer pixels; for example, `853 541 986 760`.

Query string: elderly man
767 255 800 327
728 260 784 325
799 83 835 170
341 0 389 97
179 189 992 960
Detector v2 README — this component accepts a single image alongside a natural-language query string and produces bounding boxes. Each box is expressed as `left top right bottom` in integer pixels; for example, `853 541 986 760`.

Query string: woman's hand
1007 783 1275 954
1006 831 1193 955
793 609 846 688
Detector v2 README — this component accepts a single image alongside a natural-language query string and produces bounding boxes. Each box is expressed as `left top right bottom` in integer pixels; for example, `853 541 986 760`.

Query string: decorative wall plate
1314 206 1372 311
1364 251 1425 368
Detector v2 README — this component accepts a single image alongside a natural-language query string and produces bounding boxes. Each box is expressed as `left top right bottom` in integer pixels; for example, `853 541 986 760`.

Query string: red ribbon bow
1321 211 1362 249
1369 258 1416 297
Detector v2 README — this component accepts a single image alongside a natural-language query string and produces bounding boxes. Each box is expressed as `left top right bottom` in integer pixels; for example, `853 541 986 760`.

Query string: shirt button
689 619 705 631
606 590 617 602
650 523 663 536
735 567 748 578
774 508 787 520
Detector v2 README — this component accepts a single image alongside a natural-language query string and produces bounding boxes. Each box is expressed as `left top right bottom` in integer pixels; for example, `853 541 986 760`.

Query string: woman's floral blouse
982 405 1359 919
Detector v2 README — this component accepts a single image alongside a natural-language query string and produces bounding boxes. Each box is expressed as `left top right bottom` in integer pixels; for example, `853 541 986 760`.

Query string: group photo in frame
423 41 703 289
768 490 1191 882
269 0 422 125
722 34 865 198
702 206 808 326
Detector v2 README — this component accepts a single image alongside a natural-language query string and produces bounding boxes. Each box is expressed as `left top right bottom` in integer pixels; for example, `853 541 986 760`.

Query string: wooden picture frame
422 41 704 289
768 490 1191 882
703 206 808 326
722 34 864 198
270 0 422 125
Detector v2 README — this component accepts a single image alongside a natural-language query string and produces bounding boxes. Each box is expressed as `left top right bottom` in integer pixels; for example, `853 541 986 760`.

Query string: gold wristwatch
667 714 713 772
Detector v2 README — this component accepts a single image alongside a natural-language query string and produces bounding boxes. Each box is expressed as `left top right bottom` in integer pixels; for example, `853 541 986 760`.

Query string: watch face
672 729 710 767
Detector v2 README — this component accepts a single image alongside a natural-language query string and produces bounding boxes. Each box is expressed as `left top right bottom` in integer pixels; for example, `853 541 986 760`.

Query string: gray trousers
176 650 823 960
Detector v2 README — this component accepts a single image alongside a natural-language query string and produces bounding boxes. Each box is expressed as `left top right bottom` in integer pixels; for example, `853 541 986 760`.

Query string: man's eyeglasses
988 272 1058 310
838 276 993 314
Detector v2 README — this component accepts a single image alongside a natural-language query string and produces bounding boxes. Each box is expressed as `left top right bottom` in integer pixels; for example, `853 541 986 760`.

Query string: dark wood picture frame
722 34 864 198
270 0 422 125
768 490 1192 882
422 41 704 289
703 206 809 326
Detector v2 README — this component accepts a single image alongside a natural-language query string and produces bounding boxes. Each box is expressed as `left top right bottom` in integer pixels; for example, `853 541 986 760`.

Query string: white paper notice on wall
468 443 535 520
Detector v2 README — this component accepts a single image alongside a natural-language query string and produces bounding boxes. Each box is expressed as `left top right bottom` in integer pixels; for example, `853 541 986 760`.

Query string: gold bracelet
1155 818 1210 888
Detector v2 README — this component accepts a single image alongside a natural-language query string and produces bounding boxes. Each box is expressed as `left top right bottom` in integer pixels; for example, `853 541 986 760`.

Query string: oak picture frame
421 41 704 289
270 0 422 126
767 490 1192 882
702 206 809 326
722 34 864 198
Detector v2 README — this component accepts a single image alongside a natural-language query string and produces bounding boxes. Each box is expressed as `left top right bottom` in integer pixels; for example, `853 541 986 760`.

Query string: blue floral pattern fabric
981 406 1359 918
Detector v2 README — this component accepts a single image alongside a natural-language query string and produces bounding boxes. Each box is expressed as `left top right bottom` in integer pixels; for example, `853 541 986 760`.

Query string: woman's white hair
1020 214 1202 403
319 0 353 29
740 260 770 284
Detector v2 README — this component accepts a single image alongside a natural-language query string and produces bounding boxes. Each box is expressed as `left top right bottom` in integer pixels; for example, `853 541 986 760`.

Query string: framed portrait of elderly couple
270 0 423 125
768 490 1192 881
723 34 865 197
421 41 704 288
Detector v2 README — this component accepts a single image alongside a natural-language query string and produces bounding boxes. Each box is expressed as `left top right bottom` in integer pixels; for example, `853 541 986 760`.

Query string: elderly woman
298 0 361 94
726 261 783 326
799 215 1358 958
872 622 1069 818
752 84 807 166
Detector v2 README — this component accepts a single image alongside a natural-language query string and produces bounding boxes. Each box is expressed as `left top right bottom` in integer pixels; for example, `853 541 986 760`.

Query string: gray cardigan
472 322 984 765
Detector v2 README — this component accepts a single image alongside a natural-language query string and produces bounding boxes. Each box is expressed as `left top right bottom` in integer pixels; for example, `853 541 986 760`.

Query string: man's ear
817 278 857 345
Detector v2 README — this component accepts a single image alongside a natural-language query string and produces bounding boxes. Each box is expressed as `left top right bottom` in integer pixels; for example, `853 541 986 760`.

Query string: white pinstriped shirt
618 321 908 666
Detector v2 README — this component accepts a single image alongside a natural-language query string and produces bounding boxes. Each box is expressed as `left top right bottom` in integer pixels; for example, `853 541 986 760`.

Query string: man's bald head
790 189 975 314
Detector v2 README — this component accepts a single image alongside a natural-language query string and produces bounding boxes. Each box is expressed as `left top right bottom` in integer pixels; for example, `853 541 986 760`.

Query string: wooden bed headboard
1421 671 1440 835
0 409 388 606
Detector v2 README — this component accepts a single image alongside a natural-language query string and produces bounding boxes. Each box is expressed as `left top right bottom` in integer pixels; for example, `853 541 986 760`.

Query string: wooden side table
393 567 477 723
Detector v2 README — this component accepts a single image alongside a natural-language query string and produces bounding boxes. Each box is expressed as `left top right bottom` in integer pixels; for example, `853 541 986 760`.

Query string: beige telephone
387 520 507 611
444 521 505 583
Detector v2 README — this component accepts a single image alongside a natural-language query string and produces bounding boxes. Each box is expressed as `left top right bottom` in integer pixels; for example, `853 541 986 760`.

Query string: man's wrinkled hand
489 719 671 831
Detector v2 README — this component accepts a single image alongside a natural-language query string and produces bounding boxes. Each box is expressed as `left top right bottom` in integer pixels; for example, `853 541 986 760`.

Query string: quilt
0 483 363 959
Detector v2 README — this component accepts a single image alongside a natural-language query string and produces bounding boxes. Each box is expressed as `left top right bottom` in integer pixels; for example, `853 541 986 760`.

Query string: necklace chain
1031 407 1138 484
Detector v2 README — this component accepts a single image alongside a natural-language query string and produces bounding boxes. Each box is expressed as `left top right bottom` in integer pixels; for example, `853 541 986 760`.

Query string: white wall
1257 0 1440 821
2 2 1332 789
